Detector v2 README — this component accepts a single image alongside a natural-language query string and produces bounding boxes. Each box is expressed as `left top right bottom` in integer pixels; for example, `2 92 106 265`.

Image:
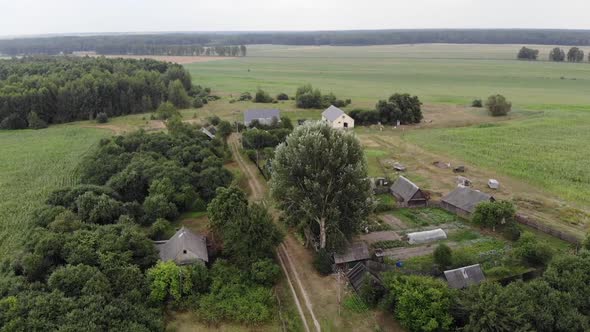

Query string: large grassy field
186 44 590 106
0 126 109 259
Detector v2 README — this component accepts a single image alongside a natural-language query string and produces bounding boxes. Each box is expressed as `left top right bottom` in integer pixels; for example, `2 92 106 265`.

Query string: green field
406 106 590 206
0 126 109 258
187 44 590 106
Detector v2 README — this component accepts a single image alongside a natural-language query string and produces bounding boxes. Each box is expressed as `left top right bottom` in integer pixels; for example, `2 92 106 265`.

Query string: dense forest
2 29 590 56
0 56 208 129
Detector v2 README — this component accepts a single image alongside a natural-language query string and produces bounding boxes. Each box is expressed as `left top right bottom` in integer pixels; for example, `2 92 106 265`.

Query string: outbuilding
244 109 281 126
390 176 428 207
441 187 495 218
488 179 500 189
444 264 486 289
334 242 370 270
156 227 209 266
322 105 354 129
407 228 447 244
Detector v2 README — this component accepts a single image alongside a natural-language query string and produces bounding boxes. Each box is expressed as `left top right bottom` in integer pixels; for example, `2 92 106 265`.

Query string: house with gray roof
390 176 427 207
441 187 495 218
322 105 354 129
444 264 486 289
244 109 280 126
156 227 209 266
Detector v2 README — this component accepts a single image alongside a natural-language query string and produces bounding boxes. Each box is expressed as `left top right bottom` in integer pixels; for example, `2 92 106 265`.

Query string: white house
322 105 354 129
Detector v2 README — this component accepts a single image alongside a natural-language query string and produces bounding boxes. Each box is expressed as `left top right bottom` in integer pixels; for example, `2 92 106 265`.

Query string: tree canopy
270 121 372 250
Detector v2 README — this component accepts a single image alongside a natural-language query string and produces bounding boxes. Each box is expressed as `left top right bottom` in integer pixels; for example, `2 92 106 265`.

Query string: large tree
549 47 565 62
567 47 585 62
375 93 423 125
270 121 372 250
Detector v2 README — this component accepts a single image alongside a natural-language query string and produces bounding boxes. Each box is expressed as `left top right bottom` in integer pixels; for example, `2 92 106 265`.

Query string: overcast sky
1 0 589 37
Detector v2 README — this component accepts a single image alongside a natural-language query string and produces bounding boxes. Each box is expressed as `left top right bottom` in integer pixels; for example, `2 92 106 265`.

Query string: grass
371 240 407 249
406 107 590 207
0 126 109 259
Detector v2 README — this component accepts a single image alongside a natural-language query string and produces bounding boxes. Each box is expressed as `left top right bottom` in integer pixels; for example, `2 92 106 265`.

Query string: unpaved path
228 134 265 200
360 231 402 244
380 242 460 260
228 133 320 331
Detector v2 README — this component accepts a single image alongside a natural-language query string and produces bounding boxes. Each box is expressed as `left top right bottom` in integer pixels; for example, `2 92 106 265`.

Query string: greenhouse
407 228 447 244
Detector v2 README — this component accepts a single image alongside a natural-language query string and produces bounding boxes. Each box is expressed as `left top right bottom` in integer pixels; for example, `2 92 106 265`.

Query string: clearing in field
0 126 110 259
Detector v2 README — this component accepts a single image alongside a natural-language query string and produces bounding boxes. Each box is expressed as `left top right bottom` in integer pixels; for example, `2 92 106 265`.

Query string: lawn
0 126 109 259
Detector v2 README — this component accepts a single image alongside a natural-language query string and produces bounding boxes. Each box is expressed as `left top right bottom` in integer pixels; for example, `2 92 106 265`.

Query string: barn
441 187 495 218
390 176 428 207
156 227 209 266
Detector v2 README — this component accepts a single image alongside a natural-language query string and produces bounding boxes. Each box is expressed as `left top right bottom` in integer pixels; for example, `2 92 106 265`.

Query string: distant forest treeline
0 34 246 56
1 30 590 56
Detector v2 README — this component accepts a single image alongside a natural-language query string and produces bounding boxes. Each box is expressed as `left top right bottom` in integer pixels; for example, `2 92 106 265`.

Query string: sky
1 0 589 37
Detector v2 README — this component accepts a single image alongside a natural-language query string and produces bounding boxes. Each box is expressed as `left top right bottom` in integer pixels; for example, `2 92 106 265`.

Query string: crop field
0 126 109 259
406 106 590 206
186 44 590 106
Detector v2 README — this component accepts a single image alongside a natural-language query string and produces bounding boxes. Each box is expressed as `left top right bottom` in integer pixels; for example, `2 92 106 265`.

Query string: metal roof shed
444 264 486 289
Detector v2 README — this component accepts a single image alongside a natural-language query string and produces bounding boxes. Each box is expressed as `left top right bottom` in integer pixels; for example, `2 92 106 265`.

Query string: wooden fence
515 214 581 244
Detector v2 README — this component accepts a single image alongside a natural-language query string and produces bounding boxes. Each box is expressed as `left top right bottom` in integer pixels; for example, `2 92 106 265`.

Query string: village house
441 187 495 218
155 227 209 266
244 109 281 126
390 176 428 207
322 105 354 129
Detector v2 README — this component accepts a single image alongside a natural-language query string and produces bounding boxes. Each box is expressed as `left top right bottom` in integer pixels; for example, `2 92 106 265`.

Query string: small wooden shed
334 242 371 270
441 187 495 218
390 176 428 207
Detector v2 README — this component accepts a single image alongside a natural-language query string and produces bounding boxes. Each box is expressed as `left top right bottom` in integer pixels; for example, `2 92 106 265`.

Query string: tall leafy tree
270 121 372 250
549 47 566 61
167 79 191 109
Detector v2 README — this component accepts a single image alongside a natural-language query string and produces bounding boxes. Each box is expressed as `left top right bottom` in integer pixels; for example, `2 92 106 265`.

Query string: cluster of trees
348 93 423 126
549 47 586 62
5 30 590 54
517 46 589 62
0 56 208 130
0 125 232 330
358 246 590 331
270 121 372 251
0 34 246 56
517 46 540 60
295 84 351 109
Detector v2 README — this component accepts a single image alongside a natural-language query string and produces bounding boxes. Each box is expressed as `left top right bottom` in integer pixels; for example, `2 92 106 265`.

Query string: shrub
254 88 273 103
96 112 108 124
250 259 281 286
472 200 516 231
207 115 221 126
313 249 333 275
276 93 289 100
358 277 386 307
433 244 453 269
471 99 483 107
485 266 512 278
155 101 180 120
192 97 204 108
149 218 174 240
514 232 553 266
238 92 252 101
451 250 476 268
0 113 27 130
485 94 512 116
27 111 48 129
